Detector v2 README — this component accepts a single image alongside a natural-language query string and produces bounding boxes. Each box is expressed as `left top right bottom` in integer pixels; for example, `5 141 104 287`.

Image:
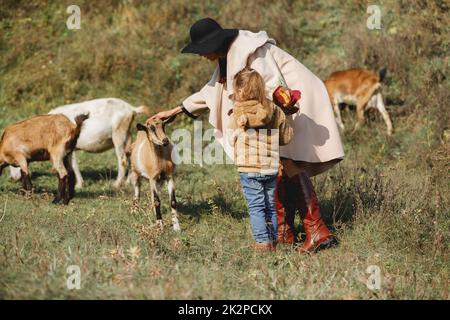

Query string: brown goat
128 116 180 231
324 68 393 135
0 114 88 204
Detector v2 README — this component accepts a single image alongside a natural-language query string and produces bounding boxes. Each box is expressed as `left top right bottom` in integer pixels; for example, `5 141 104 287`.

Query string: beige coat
182 30 344 176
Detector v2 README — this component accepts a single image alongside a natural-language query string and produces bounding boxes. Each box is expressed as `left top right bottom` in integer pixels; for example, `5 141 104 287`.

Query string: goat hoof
131 200 139 214
156 220 163 230
19 189 33 199
52 198 61 204
173 223 181 232
113 181 123 189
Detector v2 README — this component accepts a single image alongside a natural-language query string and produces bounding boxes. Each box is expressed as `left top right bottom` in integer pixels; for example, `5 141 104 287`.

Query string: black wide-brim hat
181 18 238 54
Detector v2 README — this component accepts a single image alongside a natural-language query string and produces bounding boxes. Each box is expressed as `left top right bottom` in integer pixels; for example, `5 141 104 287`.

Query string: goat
9 98 150 189
0 114 88 204
324 68 393 135
128 116 180 231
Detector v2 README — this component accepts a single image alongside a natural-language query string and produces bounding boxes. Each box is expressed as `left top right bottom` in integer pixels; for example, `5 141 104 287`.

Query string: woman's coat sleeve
181 89 209 119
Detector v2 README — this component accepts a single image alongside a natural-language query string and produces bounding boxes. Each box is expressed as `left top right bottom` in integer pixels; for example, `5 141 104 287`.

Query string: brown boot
294 172 337 253
252 242 275 252
275 175 296 244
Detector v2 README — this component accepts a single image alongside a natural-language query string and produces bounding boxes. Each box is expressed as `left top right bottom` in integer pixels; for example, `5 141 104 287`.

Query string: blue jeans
239 172 278 243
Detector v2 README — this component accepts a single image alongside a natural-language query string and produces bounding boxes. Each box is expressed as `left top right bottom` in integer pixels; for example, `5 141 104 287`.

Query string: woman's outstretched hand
151 106 182 121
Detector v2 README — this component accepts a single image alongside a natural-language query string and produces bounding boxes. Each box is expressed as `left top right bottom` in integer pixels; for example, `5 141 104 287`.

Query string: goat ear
136 123 147 132
163 115 177 125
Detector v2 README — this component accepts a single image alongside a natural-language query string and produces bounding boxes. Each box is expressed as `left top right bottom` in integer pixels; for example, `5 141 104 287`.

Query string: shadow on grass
4 169 121 200
178 183 360 230
320 191 358 227
1 186 120 201
23 168 361 231
29 168 119 184
320 174 384 230
179 194 247 222
78 168 119 184
75 189 120 199
30 171 53 179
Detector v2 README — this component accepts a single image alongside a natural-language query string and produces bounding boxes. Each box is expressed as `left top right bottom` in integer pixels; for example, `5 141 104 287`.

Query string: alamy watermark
366 265 381 290
367 5 381 30
169 121 281 172
66 5 81 30
66 265 81 290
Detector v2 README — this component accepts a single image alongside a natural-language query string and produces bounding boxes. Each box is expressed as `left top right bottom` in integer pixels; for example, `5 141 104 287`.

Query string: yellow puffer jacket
228 99 293 173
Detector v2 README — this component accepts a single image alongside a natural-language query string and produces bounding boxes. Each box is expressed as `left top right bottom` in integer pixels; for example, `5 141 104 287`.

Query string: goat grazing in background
324 68 393 136
9 98 150 189
128 116 180 231
0 114 88 204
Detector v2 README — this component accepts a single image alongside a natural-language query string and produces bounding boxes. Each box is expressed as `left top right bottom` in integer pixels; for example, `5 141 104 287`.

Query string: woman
153 18 345 253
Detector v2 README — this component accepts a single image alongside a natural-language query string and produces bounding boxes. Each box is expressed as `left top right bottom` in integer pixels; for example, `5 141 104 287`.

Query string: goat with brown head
129 114 180 231
0 114 88 204
136 115 176 147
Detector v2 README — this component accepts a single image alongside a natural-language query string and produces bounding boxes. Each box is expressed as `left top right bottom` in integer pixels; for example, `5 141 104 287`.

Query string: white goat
10 98 149 189
128 116 180 231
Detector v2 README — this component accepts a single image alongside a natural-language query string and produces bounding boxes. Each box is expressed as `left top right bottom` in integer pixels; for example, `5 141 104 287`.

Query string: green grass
0 117 448 299
0 0 448 299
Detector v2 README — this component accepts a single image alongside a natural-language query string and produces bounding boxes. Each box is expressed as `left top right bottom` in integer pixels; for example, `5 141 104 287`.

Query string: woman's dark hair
216 38 234 55
216 34 238 78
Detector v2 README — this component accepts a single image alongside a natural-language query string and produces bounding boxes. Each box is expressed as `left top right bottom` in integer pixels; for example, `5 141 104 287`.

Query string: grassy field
0 1 449 299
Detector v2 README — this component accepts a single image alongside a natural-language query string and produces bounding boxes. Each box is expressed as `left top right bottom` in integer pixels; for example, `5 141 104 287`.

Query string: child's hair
233 67 268 105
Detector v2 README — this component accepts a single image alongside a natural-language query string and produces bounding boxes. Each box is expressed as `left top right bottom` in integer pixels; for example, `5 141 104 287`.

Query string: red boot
275 175 295 244
294 172 337 253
